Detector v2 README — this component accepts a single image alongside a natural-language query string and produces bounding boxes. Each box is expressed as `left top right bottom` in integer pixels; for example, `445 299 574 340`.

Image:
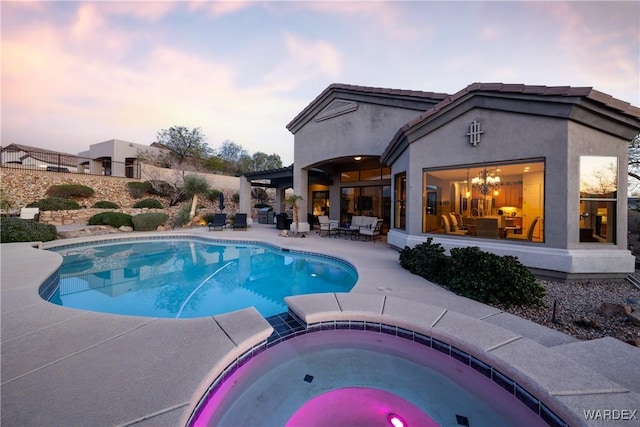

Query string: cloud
188 0 253 17
261 33 342 93
538 2 639 99
299 1 424 41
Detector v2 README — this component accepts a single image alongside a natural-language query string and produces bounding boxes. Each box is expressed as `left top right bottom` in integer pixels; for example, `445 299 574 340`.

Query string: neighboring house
283 82 640 279
0 143 79 172
77 139 167 178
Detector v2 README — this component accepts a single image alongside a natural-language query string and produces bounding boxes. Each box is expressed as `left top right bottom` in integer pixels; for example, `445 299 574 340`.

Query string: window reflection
579 156 617 243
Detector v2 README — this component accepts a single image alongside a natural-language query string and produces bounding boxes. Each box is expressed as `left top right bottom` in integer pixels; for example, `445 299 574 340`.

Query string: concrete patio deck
1 223 638 426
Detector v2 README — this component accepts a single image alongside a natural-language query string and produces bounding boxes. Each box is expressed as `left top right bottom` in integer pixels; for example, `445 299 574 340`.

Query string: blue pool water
48 238 358 318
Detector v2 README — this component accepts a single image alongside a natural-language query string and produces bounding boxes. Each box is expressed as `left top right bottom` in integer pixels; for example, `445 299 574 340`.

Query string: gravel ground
499 277 640 346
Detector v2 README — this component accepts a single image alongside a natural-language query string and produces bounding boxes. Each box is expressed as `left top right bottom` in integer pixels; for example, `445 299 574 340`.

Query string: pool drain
456 414 470 426
303 374 314 383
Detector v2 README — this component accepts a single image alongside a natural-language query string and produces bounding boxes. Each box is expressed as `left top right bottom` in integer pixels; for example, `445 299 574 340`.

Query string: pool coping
2 225 639 426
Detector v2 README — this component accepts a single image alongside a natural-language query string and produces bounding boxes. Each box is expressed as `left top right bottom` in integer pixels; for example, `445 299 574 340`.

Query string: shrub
27 197 80 211
0 217 57 243
127 181 152 199
146 180 187 206
398 242 544 307
133 198 163 209
201 212 216 224
207 189 222 203
87 212 133 228
92 201 119 209
0 189 12 210
46 184 95 199
132 212 169 231
231 193 240 204
399 238 449 285
172 205 192 228
444 247 544 307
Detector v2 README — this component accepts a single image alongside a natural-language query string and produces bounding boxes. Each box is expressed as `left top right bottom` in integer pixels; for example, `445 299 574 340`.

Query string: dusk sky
3 1 639 166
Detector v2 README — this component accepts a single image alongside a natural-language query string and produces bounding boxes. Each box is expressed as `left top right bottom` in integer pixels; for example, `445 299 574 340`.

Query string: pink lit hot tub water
191 330 546 427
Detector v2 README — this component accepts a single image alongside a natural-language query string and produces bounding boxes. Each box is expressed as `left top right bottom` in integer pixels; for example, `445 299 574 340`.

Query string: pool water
192 330 546 426
48 239 357 318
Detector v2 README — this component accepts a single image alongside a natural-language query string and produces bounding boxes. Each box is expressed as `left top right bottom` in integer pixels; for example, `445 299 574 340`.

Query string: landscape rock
597 302 628 318
628 311 640 327
119 226 133 232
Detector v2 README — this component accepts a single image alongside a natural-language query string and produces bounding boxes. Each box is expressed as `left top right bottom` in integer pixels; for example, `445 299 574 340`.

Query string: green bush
231 193 240 204
172 205 192 228
46 184 95 199
92 201 119 209
207 189 222 203
132 212 169 231
127 181 152 199
399 242 544 307
399 238 449 285
201 212 216 224
87 212 133 228
27 197 80 211
445 247 544 307
0 217 57 243
132 198 163 209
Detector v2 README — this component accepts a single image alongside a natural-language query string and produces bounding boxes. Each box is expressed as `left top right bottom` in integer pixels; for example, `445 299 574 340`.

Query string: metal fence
0 148 141 178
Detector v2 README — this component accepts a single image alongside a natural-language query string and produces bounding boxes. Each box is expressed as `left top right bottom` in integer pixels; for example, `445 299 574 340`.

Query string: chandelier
472 168 501 196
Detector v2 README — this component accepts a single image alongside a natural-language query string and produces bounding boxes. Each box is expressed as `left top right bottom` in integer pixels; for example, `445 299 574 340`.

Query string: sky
2 1 639 166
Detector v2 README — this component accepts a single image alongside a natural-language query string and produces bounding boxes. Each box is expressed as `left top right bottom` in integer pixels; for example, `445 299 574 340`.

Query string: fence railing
0 149 141 178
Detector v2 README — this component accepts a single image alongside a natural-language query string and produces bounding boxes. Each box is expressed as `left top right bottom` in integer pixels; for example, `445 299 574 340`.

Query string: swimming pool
47 238 357 318
190 328 548 426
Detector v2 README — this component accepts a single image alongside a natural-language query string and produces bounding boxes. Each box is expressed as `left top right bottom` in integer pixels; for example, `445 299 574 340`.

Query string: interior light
354 156 362 161
388 413 406 427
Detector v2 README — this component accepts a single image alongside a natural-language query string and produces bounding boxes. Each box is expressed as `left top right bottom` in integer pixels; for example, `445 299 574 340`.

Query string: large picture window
423 159 545 242
579 156 617 243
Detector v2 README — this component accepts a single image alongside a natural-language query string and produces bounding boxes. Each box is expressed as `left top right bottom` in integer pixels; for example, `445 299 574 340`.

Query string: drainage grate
456 414 470 426
303 374 314 383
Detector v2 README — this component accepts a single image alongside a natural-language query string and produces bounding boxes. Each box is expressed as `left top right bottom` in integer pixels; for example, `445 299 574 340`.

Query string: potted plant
285 194 304 235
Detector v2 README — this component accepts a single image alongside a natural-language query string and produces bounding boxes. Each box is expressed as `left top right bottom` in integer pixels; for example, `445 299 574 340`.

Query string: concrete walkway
1 223 638 426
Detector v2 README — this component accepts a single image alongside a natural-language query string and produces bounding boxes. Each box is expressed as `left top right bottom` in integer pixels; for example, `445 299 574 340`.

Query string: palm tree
182 175 210 220
285 194 304 234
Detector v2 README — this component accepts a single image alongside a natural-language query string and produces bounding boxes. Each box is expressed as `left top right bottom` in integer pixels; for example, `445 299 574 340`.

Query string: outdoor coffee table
335 226 359 240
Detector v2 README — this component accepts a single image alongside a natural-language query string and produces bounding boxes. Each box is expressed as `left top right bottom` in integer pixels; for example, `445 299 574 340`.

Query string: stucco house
282 82 640 279
1 143 79 172
77 139 167 178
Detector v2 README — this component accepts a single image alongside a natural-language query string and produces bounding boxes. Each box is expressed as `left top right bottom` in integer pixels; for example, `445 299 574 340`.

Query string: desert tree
181 175 210 219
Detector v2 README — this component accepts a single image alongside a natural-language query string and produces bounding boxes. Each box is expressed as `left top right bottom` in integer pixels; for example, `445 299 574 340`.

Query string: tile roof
287 83 449 131
412 82 638 126
1 143 79 167
381 82 640 163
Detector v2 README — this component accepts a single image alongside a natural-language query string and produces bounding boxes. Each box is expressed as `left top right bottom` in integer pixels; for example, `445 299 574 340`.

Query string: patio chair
233 213 248 231
208 213 227 231
507 217 539 241
318 215 338 237
359 219 383 242
20 207 40 221
442 215 467 235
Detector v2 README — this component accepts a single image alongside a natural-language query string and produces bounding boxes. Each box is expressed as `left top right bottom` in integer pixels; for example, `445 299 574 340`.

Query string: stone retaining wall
39 207 182 226
1 167 240 209
1 167 272 226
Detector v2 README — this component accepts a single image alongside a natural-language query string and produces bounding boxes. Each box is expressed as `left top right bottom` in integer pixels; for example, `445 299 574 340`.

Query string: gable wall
294 103 421 169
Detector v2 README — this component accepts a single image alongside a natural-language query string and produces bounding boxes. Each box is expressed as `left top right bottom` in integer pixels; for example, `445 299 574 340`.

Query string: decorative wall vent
467 120 484 147
315 99 358 122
